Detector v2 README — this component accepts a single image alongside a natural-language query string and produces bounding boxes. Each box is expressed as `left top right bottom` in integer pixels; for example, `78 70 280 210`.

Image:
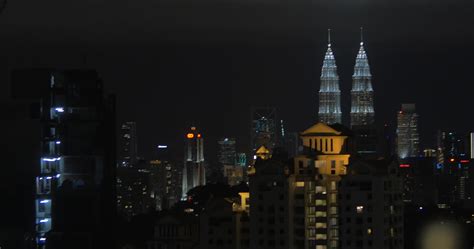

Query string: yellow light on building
187 133 194 139
296 181 305 187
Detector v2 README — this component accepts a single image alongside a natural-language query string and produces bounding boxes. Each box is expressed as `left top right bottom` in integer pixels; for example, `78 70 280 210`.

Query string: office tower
182 126 206 197
116 122 152 219
150 158 182 210
435 131 474 207
149 144 182 210
218 138 237 166
318 29 342 124
116 159 152 219
396 104 420 159
119 122 138 167
350 29 377 156
288 123 351 249
11 69 116 249
218 138 244 185
250 107 279 161
350 28 375 127
339 159 404 249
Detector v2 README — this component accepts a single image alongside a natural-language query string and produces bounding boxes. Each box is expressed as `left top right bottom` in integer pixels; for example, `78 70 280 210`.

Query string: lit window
356 206 364 214
367 228 372 235
296 182 305 187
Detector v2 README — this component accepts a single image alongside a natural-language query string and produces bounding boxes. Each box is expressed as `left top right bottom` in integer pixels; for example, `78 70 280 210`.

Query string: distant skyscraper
150 154 182 210
119 121 138 167
250 107 279 160
182 126 206 197
396 104 420 159
12 69 116 249
350 28 375 127
218 138 237 166
318 29 342 124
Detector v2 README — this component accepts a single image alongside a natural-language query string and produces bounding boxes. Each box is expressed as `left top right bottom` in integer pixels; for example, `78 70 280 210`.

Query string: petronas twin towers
318 28 375 127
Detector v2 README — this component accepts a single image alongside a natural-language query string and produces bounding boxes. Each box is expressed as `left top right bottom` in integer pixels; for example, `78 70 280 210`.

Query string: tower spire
328 28 331 47
360 27 364 45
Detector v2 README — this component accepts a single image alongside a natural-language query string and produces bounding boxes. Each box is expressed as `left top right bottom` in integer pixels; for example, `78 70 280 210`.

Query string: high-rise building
119 122 138 167
318 29 342 125
149 145 182 210
150 158 182 210
250 107 279 161
248 122 351 249
218 138 237 166
350 29 377 156
116 159 152 219
116 122 153 219
350 29 375 127
12 69 116 249
339 159 404 249
396 104 420 159
182 126 206 197
289 123 351 249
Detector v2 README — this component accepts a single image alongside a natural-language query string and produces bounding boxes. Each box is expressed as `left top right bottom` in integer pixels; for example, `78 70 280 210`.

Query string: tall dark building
250 107 279 161
396 104 420 159
11 69 116 249
318 29 342 125
119 121 138 168
182 126 205 197
218 138 237 166
116 122 152 219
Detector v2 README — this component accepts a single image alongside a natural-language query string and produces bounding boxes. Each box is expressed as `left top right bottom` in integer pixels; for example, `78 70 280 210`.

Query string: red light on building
460 160 470 163
400 164 410 168
197 134 202 138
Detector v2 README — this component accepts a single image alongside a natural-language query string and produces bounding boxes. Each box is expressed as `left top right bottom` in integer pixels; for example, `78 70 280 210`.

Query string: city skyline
2 1 474 163
1 1 474 248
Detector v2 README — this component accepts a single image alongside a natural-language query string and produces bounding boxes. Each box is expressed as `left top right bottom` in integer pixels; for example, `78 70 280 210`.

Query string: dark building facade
12 69 116 249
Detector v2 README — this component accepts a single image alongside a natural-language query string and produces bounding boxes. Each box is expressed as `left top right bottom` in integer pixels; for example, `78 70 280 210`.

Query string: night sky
1 0 474 205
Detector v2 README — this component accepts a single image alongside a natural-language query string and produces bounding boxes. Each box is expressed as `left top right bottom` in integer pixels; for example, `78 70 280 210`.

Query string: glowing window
356 206 364 214
296 182 305 187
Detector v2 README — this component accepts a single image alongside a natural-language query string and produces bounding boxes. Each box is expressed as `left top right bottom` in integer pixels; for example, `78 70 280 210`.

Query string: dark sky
2 0 474 164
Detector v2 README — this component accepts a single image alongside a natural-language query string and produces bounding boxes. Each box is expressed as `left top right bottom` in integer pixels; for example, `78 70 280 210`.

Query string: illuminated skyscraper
182 126 205 197
318 29 342 124
350 28 375 127
396 104 420 159
12 69 116 249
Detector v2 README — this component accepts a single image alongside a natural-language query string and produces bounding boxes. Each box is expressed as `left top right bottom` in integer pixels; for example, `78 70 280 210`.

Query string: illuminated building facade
248 123 351 249
350 30 375 127
339 159 404 249
396 104 420 159
289 123 350 249
182 126 206 197
250 107 279 161
318 30 342 125
12 69 116 248
349 30 378 156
